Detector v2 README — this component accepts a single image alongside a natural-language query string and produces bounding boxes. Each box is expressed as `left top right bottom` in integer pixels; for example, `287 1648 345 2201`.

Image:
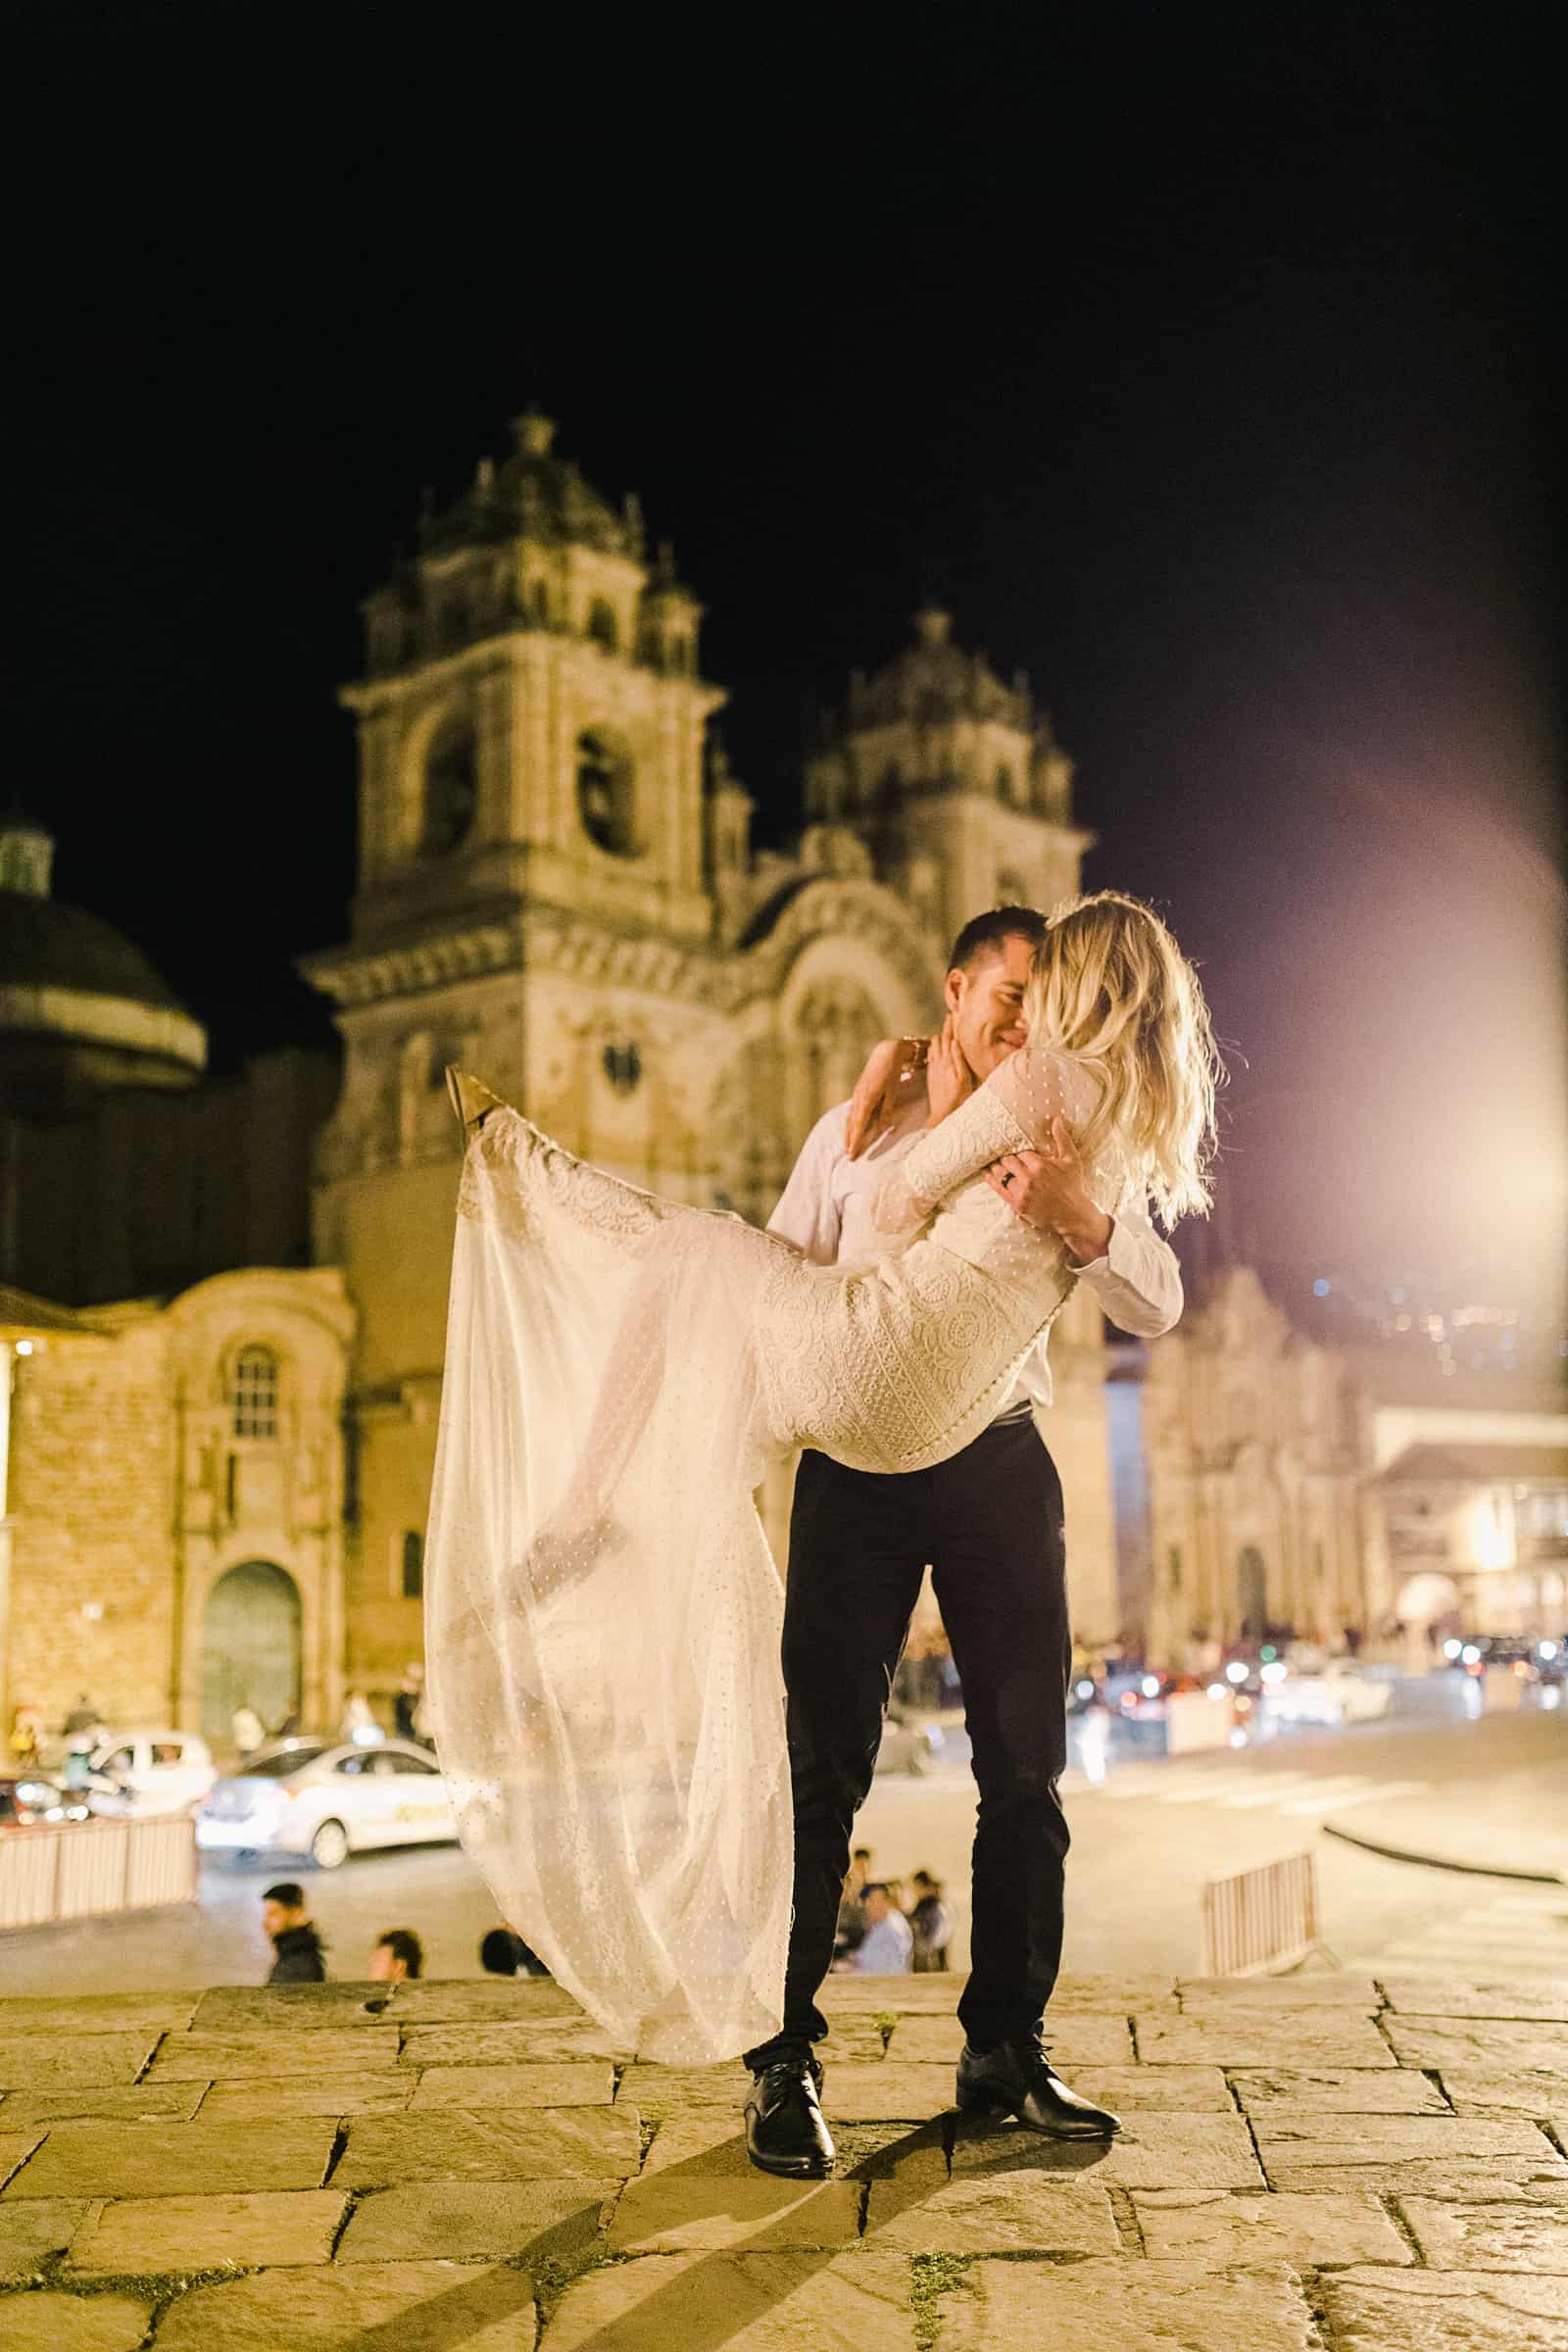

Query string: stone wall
3 1269 356 1741
6 1313 177 1728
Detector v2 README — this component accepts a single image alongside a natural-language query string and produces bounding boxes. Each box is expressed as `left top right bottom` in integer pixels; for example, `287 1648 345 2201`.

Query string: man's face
262 1899 303 1940
368 1944 407 1984
862 1887 890 1925
944 935 1034 1080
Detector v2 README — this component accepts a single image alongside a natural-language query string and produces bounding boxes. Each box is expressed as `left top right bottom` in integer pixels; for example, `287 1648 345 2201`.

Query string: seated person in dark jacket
908 1870 953 1972
263 1883 327 1983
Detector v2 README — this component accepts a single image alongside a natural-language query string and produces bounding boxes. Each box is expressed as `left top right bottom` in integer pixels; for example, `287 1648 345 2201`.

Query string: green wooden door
201 1560 301 1743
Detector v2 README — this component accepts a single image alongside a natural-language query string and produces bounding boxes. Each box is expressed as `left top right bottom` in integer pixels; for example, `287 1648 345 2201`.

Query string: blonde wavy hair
1023 891 1222 1226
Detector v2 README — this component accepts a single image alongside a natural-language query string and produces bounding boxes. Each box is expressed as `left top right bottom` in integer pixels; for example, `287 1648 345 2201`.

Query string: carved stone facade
804 605 1090 953
1141 1270 1367 1664
299 415 1122 1685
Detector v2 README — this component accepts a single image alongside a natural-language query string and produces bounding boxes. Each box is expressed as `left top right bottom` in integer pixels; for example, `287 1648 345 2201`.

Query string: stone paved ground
1 1971 1567 2348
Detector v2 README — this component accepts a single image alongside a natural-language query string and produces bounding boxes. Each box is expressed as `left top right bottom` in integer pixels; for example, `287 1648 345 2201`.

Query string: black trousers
745 1411 1072 2069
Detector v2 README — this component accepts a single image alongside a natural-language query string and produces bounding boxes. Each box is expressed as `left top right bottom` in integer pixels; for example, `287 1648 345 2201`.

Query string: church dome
0 890 188 1011
417 410 645 562
0 813 206 1108
847 607 1033 732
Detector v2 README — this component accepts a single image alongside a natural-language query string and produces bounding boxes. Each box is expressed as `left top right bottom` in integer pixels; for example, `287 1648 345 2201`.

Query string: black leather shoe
956 2035 1121 2137
745 2055 836 2177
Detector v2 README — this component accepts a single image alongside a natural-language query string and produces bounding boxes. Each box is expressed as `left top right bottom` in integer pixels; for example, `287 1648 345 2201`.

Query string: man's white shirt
767 1097 1184 1413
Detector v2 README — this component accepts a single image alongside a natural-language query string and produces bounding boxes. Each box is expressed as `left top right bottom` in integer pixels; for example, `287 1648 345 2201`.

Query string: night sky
6 3 1560 1327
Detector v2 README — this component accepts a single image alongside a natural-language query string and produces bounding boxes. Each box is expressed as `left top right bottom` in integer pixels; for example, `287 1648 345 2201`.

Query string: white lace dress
426 1048 1116 2060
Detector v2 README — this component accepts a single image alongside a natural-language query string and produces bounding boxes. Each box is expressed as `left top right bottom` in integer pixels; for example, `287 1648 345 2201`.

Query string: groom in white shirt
743 905 1184 2177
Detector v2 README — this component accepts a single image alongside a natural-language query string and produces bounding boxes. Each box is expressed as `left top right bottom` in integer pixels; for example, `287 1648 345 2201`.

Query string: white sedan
1263 1662 1393 1728
196 1738 456 1870
76 1730 217 1820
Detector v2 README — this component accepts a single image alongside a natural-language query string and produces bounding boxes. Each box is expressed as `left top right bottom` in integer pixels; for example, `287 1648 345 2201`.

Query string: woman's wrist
1058 1206 1114 1264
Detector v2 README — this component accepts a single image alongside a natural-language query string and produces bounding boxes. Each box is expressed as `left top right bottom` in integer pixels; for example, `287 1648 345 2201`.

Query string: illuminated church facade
16 415 1527 1744
297 411 1116 1697
2 414 1122 1735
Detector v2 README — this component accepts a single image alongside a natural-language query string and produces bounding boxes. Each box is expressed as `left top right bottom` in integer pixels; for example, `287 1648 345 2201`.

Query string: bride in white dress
425 892 1219 2059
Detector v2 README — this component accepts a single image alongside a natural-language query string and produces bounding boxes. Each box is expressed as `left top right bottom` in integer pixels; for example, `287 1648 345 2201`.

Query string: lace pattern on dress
459 1110 685 1250
869 1089 1031 1239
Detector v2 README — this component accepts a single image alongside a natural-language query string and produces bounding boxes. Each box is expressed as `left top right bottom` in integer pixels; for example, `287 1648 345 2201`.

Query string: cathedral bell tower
330 408 723 962
299 417 738 1692
302 411 731 1191
804 606 1093 945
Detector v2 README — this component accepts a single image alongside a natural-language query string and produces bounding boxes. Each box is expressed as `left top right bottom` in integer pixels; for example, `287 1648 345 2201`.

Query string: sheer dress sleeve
869 1048 1094 1237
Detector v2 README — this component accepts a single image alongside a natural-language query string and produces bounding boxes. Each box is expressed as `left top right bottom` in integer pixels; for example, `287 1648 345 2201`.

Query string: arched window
1237 1545 1268 1636
401 1531 424 1599
576 728 639 858
602 1041 642 1096
587 599 619 653
229 1347 279 1441
420 712 478 856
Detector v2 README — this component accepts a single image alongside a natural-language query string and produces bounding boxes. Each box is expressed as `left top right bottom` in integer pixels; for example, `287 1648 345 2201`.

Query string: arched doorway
1237 1545 1268 1639
201 1561 301 1743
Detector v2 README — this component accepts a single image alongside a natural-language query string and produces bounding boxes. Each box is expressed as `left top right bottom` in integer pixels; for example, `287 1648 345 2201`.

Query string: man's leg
743 1448 926 2176
746 1448 928 2070
929 1416 1071 2049
931 1416 1117 2136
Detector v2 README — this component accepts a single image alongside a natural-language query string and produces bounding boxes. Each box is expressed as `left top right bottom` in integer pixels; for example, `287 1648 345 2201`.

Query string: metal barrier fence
1200 1848 1326 1976
0 1815 197 1932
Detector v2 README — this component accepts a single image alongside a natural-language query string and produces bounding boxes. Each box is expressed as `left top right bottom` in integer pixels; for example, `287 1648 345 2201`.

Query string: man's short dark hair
480 1927 524 1976
376 1928 423 1979
860 1881 890 1900
948 904 1048 973
263 1882 306 1910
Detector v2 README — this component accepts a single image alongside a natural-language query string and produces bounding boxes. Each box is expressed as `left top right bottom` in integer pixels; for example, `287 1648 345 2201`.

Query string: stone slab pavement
1 1970 1567 2345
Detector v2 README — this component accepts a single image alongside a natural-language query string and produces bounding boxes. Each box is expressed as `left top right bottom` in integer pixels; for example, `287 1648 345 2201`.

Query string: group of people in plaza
7 1691 108 1769
260 1887 419 1986
433 887 1215 2178
7 1670 434 1780
230 1665 431 1763
258 1885 547 1987
835 1850 954 1975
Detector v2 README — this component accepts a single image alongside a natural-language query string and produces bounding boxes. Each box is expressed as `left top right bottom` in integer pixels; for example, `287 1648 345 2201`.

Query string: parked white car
77 1731 217 1819
196 1738 456 1869
1263 1662 1393 1728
